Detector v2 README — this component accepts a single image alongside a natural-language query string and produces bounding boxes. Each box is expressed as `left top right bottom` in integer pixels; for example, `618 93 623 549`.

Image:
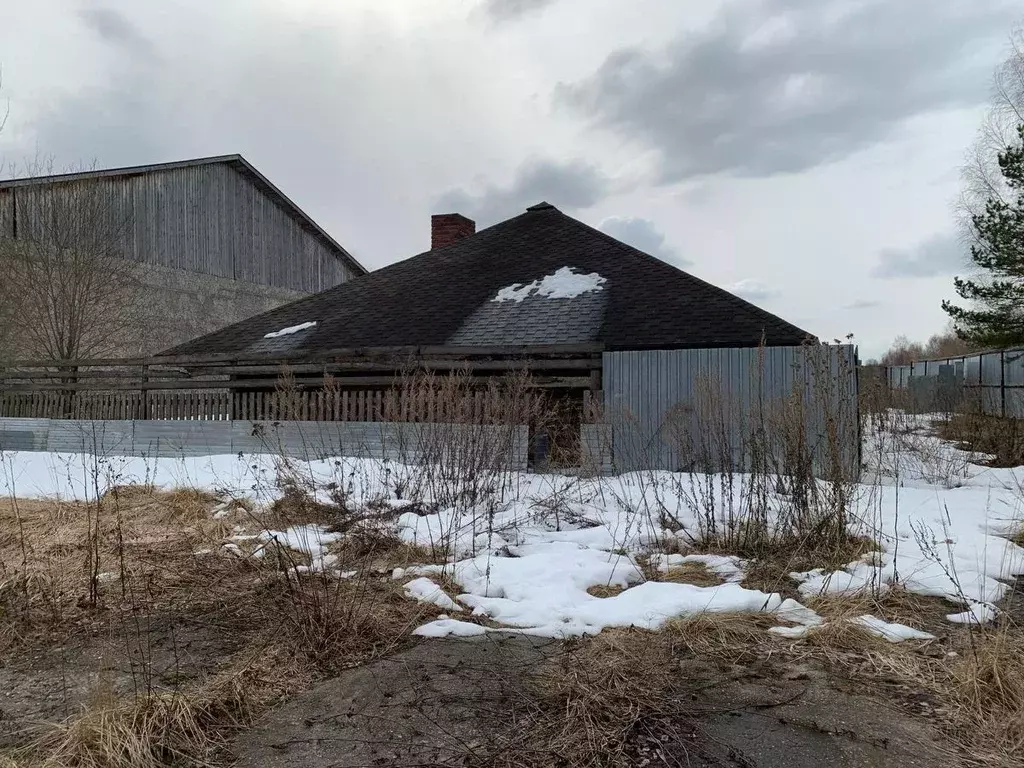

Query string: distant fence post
1001 350 1007 418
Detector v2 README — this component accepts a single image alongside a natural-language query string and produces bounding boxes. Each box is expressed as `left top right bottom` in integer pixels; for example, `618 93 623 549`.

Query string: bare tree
878 328 983 366
958 28 1024 240
0 160 144 361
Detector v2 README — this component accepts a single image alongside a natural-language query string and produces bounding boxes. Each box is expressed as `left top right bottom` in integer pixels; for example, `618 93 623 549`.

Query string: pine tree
943 124 1024 347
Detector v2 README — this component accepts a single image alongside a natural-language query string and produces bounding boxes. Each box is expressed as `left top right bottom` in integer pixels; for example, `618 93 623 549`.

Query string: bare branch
0 162 148 361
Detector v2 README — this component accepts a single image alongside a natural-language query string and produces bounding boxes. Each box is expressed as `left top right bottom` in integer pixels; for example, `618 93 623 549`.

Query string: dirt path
232 633 958 768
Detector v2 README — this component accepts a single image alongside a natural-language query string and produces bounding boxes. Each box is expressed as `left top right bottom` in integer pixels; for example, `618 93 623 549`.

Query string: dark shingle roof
165 204 812 356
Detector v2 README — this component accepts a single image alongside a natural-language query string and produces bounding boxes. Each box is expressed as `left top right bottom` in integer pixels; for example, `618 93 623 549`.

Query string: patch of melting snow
768 601 934 644
414 616 488 638
492 267 606 303
404 577 463 612
264 321 317 339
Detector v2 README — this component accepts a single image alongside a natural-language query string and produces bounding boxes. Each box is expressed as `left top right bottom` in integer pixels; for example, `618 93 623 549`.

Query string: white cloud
0 0 1007 358
729 279 779 302
598 215 691 267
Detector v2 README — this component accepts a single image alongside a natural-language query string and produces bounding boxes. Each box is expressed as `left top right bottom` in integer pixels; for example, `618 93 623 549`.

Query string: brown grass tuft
657 561 721 587
666 611 776 662
586 584 626 598
522 629 674 766
7 643 307 768
266 573 445 674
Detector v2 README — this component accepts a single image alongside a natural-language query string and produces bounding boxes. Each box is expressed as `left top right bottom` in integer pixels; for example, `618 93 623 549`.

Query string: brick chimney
431 213 475 249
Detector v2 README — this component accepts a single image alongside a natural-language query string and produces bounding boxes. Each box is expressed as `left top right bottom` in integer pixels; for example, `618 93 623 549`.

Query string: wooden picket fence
0 387 598 424
0 344 604 423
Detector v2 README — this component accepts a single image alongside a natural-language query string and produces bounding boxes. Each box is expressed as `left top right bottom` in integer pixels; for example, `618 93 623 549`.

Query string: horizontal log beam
0 375 594 393
0 343 605 370
0 358 599 384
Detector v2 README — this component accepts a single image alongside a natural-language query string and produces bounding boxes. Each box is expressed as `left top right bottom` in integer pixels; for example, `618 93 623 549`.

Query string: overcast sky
0 0 1020 358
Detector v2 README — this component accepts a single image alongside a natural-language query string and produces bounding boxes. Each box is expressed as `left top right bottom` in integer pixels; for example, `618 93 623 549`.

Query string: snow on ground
492 266 606 303
260 524 342 574
2 412 1023 638
404 578 462 612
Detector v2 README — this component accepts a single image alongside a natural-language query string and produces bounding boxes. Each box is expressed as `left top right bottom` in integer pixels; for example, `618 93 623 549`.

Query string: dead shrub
936 412 1024 468
263 572 443 674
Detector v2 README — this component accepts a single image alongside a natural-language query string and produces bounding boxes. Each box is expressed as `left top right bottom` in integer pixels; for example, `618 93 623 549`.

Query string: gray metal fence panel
0 418 50 451
885 347 1024 418
134 421 233 457
602 345 858 478
48 421 135 454
0 418 529 471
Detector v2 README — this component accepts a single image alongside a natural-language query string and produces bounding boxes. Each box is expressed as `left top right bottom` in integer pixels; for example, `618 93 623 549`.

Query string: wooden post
139 365 150 420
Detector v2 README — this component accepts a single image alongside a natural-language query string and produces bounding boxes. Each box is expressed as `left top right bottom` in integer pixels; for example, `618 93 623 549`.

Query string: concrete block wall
126 263 312 355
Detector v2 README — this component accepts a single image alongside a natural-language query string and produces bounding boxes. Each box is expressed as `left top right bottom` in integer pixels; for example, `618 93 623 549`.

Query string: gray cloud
558 0 1017 181
729 279 778 302
844 299 881 310
598 216 692 268
873 234 967 279
436 158 610 227
78 6 152 56
481 0 558 23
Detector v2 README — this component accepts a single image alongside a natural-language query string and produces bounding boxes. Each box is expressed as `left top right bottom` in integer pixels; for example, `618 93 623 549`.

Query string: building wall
127 262 311 355
0 163 357 293
0 161 359 358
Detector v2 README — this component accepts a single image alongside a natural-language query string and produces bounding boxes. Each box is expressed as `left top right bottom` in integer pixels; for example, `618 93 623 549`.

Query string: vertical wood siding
0 164 354 293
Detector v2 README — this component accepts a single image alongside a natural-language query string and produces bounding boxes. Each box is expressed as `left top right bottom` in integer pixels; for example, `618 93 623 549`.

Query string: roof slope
166 203 812 356
0 155 366 276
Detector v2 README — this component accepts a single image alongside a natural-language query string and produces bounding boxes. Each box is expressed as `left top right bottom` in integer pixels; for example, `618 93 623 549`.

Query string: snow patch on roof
493 267 606 303
264 321 317 339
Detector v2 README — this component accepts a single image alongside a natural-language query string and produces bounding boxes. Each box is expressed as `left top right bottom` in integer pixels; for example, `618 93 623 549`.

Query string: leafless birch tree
0 160 144 361
958 28 1024 240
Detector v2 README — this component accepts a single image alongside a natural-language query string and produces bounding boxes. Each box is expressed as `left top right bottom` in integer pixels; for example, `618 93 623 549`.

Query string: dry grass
267 573 446 674
586 584 625 598
852 622 1024 767
656 561 721 587
519 629 675 767
329 526 444 573
5 643 308 768
936 412 1024 468
666 611 776 663
0 482 449 766
806 586 954 636
736 535 880 598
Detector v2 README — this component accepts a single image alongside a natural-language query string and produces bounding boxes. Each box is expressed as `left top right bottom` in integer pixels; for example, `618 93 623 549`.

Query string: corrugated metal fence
0 418 529 469
602 345 859 478
887 347 1024 418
